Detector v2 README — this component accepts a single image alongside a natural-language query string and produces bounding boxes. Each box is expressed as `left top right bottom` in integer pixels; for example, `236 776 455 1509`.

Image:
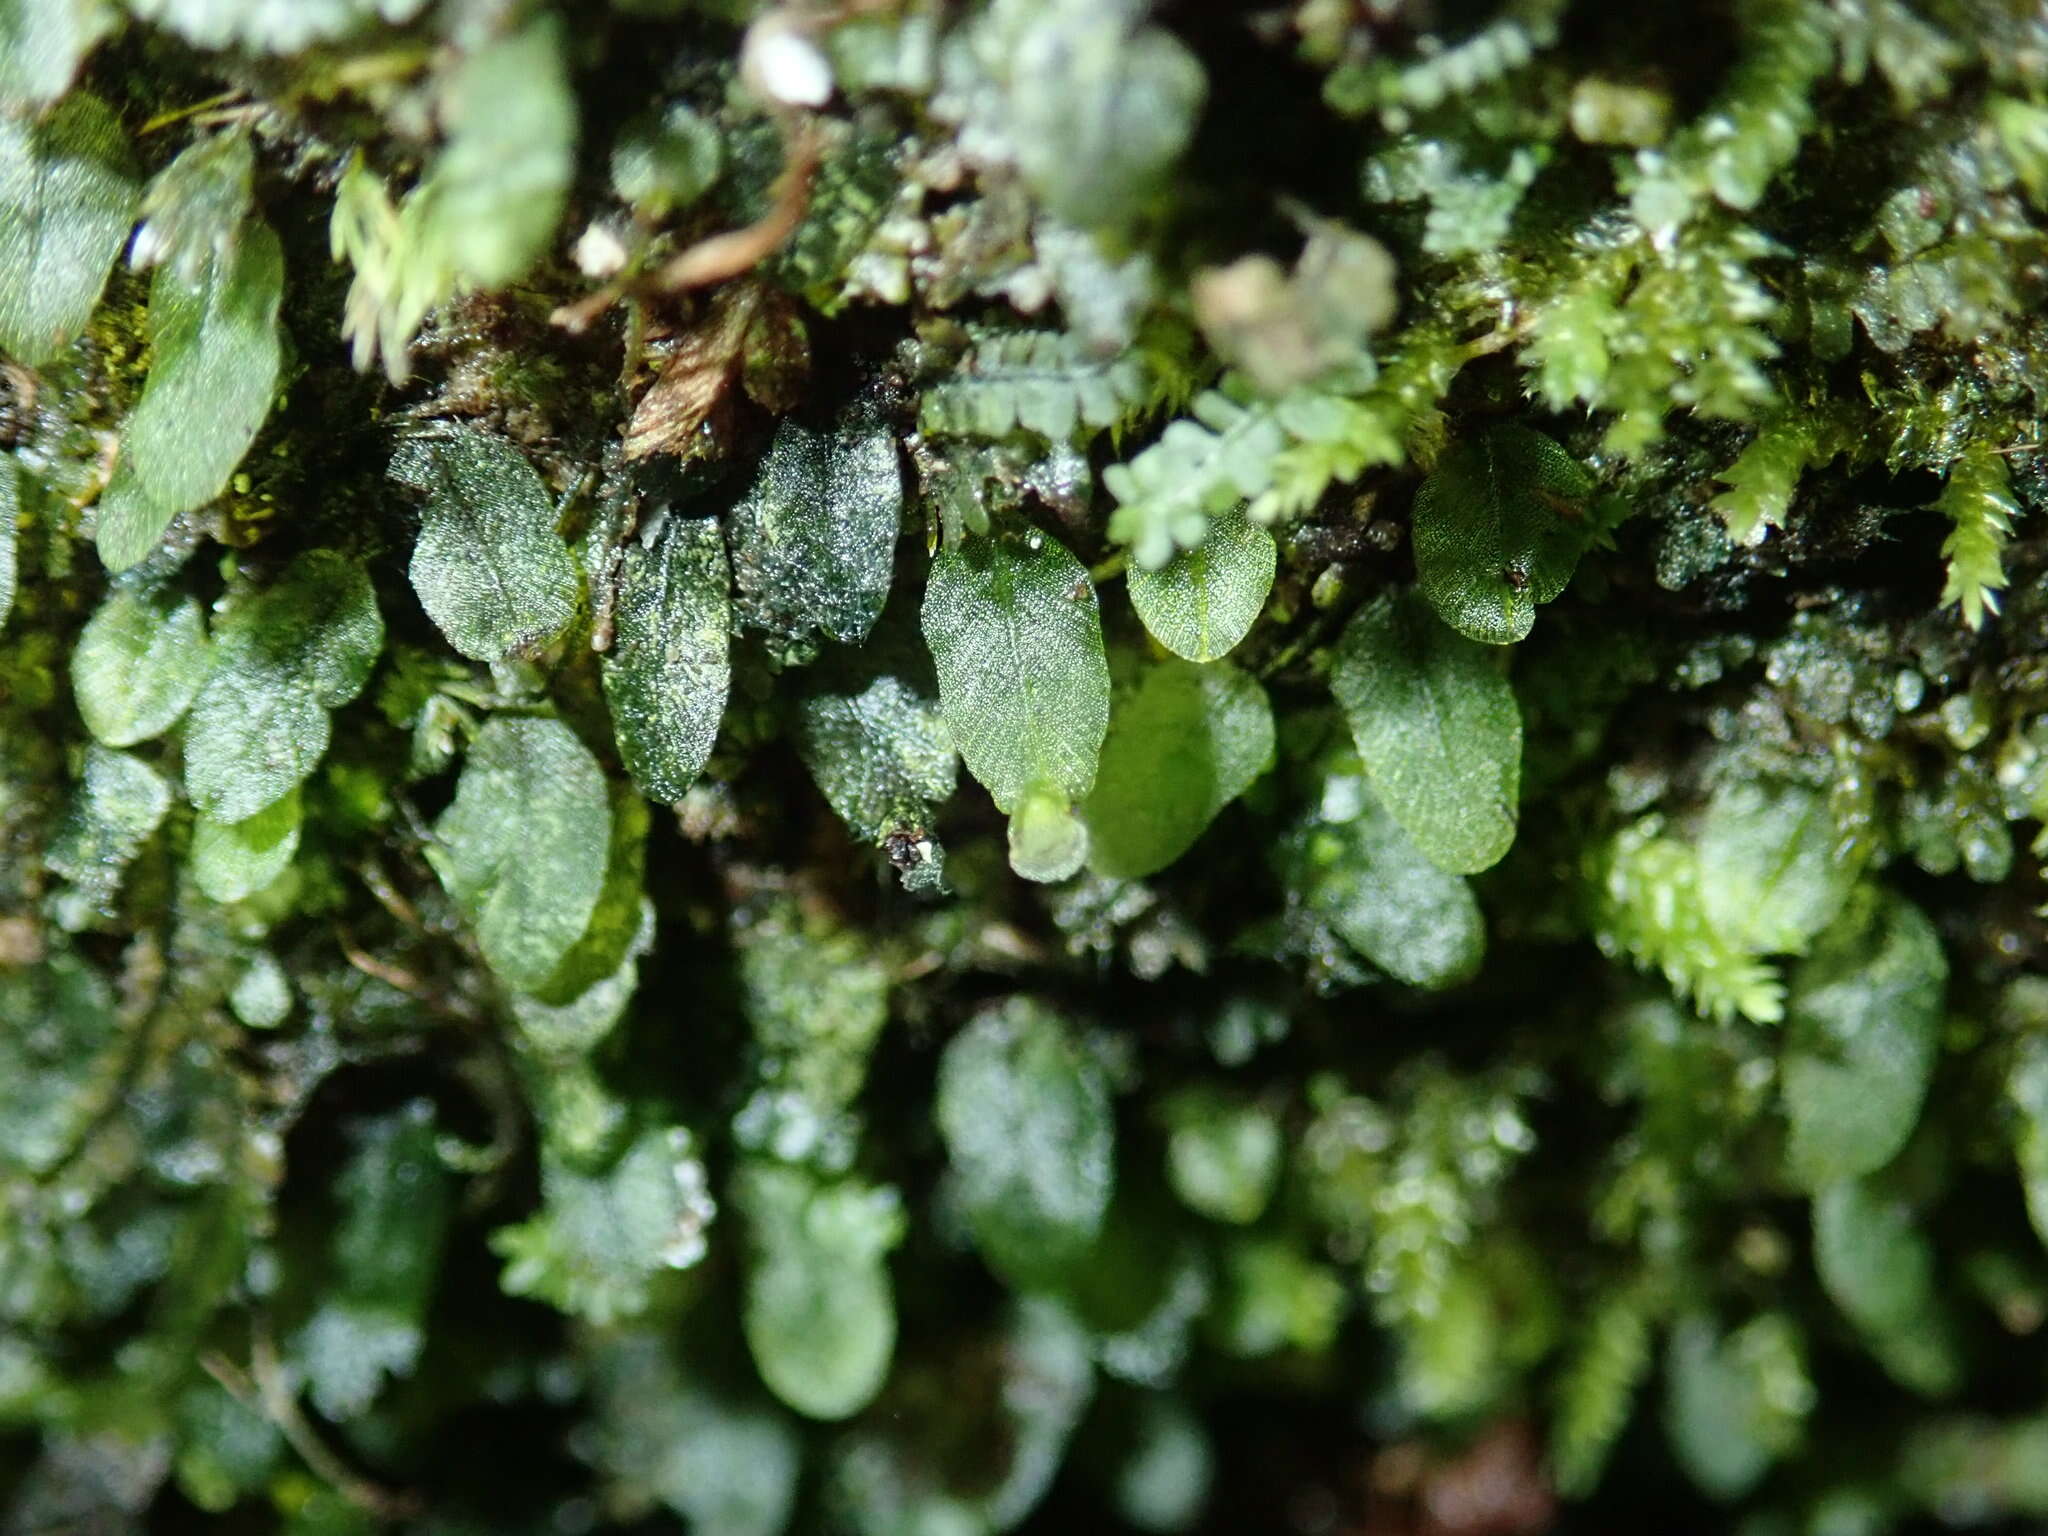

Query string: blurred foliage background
3 0 2048 1531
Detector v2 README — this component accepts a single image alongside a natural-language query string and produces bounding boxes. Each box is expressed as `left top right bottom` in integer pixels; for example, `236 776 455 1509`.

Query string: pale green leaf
2009 1036 2048 1256
1812 1179 1960 1397
1082 659 1274 879
923 523 1110 879
730 419 902 648
0 0 110 110
183 549 383 822
1696 779 1857 956
1934 445 2022 630
0 91 135 365
1411 424 1596 645
190 789 300 904
129 129 254 286
1126 509 1276 662
1550 1287 1652 1497
0 947 120 1174
510 788 652 1051
122 0 428 52
1162 1088 1281 1225
1781 892 1946 1190
601 514 730 801
511 901 654 1058
391 428 579 663
105 206 283 602
228 953 291 1028
1663 1314 1809 1501
71 583 210 746
493 1125 714 1325
738 1164 902 1422
47 743 171 897
934 998 1114 1285
1329 589 1520 875
430 714 610 993
1297 774 1485 989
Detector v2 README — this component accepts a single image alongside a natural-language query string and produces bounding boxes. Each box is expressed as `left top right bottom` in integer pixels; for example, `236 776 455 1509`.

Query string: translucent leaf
1663 1314 1809 1500
1812 1178 1961 1397
2011 1036 2048 1257
183 550 383 823
1125 509 1276 662
129 129 254 285
47 744 170 904
391 429 580 663
729 419 902 648
795 648 956 891
1082 659 1273 880
0 948 120 1174
429 714 610 993
923 523 1110 880
1161 1087 1281 1225
292 1101 450 1421
1934 446 2021 630
70 583 210 747
1329 590 1520 875
1780 892 1946 1190
601 514 730 801
1411 424 1596 645
511 901 654 1058
1696 779 1857 956
918 328 1152 443
0 0 110 110
510 788 652 1052
1295 775 1485 990
190 789 300 904
934 998 1114 1285
0 91 136 365
737 1163 902 1422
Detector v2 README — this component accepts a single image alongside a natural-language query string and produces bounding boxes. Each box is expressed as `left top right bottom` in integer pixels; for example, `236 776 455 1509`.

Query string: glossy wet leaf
391 428 579 663
511 788 652 1051
70 583 210 746
0 91 135 365
1296 773 1485 989
1126 509 1276 662
795 648 956 891
130 129 254 283
1781 892 1945 1190
924 524 1109 880
1812 1179 1960 1396
1412 424 1596 645
183 550 383 823
190 790 300 904
600 514 730 802
1329 590 1520 875
431 715 610 993
738 1165 902 1422
1083 659 1274 879
98 222 283 572
1697 779 1857 955
47 744 170 900
935 998 1114 1285
729 418 902 647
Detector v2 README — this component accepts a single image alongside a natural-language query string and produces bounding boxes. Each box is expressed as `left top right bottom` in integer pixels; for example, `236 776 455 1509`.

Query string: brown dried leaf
623 286 759 461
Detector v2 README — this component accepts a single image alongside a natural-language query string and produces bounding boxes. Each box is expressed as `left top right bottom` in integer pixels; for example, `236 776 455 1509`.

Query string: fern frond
1935 445 2022 629
1104 390 1290 569
918 329 1151 443
1330 0 1567 120
1551 1285 1655 1497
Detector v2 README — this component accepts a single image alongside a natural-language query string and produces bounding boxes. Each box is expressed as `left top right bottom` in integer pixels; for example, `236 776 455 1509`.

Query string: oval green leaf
1781 891 1945 1191
1329 589 1520 875
1083 658 1274 879
0 91 135 365
430 714 611 993
1126 508 1276 662
1412 424 1595 645
191 789 301 904
71 582 210 746
183 550 383 823
600 514 730 802
391 428 579 663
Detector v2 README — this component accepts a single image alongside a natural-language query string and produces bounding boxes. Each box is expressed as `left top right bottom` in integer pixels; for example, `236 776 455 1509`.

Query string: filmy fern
918 328 1152 443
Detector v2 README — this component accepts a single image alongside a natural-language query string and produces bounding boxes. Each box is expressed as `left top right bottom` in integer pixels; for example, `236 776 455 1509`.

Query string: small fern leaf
1551 1286 1654 1498
919 329 1151 444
